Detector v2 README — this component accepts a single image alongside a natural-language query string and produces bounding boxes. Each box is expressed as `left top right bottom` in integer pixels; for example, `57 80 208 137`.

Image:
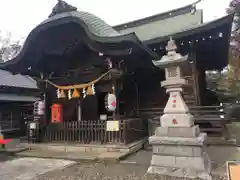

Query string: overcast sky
0 0 231 40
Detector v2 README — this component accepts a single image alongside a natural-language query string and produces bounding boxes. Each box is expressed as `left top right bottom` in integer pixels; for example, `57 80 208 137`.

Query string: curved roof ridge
0 1 160 72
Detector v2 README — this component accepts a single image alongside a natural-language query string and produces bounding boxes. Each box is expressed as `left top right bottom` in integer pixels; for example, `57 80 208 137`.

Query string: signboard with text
106 121 119 131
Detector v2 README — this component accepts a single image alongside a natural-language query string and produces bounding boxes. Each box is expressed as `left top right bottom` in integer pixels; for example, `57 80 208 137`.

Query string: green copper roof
41 11 125 37
115 10 203 41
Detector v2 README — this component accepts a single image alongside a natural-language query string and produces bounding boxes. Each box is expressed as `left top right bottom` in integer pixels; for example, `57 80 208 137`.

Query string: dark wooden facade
0 1 234 143
0 83 39 138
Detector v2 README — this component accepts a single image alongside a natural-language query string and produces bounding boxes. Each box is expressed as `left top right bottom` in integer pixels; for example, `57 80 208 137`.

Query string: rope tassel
45 69 112 90
86 85 94 96
92 84 95 95
82 88 86 98
57 89 60 98
72 89 80 98
59 89 66 98
68 89 72 99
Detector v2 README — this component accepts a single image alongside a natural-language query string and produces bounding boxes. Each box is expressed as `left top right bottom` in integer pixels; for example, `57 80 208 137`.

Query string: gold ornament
86 85 94 96
72 89 80 98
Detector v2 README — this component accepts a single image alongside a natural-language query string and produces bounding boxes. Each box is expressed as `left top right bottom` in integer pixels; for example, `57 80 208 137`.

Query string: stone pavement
0 156 76 180
33 161 225 180
122 146 240 177
0 145 240 180
32 146 240 180
0 157 226 180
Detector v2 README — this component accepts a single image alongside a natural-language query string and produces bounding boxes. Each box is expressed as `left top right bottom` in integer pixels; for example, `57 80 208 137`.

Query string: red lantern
51 104 63 123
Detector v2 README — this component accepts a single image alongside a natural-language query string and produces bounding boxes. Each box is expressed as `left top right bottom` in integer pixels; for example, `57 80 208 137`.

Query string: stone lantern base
147 125 212 180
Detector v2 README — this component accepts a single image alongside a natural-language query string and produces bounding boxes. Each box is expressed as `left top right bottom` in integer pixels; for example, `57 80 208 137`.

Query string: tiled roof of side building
113 0 202 31
0 70 38 89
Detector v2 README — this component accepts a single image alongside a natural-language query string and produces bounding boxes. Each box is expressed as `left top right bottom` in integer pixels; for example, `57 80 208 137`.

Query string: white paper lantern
34 101 45 115
105 93 117 112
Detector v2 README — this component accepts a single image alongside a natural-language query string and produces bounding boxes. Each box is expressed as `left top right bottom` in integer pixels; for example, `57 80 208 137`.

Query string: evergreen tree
217 0 240 101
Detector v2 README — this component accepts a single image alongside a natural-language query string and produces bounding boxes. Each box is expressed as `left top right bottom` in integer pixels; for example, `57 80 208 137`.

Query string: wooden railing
0 120 20 132
43 118 148 144
0 112 21 132
139 105 230 138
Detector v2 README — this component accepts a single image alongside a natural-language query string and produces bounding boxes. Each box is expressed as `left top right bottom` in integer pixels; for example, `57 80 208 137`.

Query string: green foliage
215 0 240 101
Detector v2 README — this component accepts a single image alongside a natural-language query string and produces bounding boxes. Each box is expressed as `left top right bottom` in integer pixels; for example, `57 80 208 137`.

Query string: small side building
0 70 39 137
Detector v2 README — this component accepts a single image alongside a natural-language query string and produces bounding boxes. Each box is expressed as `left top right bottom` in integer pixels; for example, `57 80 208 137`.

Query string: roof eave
143 13 234 45
0 13 159 74
113 1 202 30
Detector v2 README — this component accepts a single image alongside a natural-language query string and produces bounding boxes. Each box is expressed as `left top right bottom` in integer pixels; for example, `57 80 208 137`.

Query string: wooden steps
139 106 230 139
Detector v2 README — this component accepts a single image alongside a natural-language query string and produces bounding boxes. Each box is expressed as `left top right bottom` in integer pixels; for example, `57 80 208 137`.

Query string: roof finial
166 37 177 53
48 0 77 18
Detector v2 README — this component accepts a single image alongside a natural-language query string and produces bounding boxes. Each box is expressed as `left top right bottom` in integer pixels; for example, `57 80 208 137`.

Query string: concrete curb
14 138 147 162
14 149 135 162
0 147 29 155
15 152 97 162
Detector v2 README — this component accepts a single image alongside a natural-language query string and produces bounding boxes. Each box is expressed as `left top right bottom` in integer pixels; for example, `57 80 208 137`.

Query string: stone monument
147 38 212 179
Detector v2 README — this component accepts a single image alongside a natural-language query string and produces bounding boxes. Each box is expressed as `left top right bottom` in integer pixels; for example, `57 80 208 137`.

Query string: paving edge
15 152 97 162
0 148 29 155
14 138 146 162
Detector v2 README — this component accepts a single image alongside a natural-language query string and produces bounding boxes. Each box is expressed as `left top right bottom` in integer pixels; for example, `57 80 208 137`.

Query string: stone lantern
147 38 212 180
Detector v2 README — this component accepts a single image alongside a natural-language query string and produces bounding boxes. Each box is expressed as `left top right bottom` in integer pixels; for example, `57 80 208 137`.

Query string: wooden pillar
77 100 82 121
112 81 118 119
191 52 200 105
43 81 49 126
112 62 121 119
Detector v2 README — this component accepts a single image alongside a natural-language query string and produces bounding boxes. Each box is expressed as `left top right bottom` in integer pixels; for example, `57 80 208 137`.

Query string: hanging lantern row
153 32 224 51
56 84 96 99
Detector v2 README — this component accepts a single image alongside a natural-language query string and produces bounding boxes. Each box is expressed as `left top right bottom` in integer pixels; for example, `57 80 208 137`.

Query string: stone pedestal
147 126 212 179
148 38 212 179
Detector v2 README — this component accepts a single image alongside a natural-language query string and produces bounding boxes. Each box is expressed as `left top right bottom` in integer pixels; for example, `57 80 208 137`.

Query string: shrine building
0 1 234 144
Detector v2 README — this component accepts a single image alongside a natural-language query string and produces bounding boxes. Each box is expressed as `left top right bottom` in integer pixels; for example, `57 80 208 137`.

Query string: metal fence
43 118 148 144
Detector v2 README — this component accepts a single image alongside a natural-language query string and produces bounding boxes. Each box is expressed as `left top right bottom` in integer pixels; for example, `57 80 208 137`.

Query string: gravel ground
0 153 15 162
33 161 226 180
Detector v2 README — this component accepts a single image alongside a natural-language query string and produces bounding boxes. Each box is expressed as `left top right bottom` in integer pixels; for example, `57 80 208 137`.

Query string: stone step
184 95 195 100
183 93 194 97
185 100 196 104
184 99 195 102
182 89 195 94
185 100 197 105
184 76 194 80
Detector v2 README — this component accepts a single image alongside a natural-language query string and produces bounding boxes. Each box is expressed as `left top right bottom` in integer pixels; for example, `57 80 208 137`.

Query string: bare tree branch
0 31 22 62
